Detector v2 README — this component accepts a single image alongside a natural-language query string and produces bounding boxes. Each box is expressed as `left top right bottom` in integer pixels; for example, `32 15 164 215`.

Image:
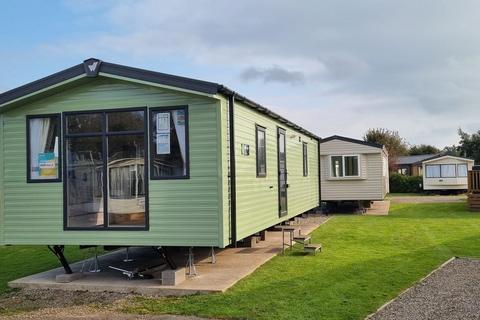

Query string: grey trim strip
320 135 383 149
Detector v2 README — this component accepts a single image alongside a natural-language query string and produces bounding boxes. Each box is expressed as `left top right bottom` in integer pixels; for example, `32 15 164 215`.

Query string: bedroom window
256 125 266 177
331 155 360 178
64 108 147 230
150 106 189 179
302 142 308 176
457 164 468 177
27 114 61 182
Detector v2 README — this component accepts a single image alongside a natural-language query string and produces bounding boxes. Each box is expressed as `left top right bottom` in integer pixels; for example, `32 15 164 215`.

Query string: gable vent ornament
83 58 102 77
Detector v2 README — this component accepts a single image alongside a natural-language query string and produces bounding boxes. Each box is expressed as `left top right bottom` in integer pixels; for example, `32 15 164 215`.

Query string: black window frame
255 124 267 177
302 142 308 177
62 106 149 231
149 105 190 180
26 113 62 183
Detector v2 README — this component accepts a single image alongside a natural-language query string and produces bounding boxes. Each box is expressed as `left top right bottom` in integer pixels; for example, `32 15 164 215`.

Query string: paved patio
9 214 329 296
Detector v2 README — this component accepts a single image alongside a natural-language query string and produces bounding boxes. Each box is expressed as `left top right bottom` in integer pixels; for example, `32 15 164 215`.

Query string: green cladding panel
233 101 319 240
0 78 226 247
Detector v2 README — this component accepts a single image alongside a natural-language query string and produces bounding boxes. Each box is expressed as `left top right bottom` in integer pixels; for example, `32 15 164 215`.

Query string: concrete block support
162 268 186 286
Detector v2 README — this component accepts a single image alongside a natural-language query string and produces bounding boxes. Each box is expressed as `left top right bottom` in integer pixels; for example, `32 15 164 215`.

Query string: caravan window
302 142 308 176
64 108 147 230
27 114 61 182
441 164 456 178
256 125 267 177
150 106 189 179
457 164 468 177
331 155 359 177
425 165 440 178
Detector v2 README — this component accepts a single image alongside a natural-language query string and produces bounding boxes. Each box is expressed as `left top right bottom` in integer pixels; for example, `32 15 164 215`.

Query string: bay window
27 114 61 182
150 106 189 179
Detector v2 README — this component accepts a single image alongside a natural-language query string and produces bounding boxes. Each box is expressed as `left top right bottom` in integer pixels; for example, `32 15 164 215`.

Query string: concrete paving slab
9 215 330 296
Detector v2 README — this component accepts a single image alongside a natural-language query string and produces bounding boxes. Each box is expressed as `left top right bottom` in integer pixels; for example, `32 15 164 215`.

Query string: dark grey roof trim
0 58 319 140
0 64 85 105
320 135 384 149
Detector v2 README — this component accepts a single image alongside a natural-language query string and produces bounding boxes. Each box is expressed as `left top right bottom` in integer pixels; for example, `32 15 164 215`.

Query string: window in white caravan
440 164 456 178
457 164 468 177
425 165 441 178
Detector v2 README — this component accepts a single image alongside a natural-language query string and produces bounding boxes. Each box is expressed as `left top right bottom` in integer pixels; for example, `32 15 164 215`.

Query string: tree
457 129 480 163
409 144 440 155
363 128 409 171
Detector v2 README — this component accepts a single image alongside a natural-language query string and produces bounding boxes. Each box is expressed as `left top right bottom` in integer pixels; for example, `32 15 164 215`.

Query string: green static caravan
0 59 320 253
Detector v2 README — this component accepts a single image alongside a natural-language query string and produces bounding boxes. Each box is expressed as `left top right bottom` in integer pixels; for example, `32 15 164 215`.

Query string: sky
1 0 480 148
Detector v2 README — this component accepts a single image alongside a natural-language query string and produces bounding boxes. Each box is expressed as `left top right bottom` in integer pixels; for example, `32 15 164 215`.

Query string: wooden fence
467 170 480 211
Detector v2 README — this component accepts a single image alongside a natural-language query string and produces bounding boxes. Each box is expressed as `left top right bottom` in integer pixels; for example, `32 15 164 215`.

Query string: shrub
389 172 423 193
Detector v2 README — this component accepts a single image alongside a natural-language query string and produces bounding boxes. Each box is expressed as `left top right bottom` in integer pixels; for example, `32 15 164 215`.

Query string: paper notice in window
156 133 170 154
38 152 56 177
156 112 170 133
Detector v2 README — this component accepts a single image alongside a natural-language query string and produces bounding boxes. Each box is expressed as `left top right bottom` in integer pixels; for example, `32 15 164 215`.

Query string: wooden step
274 225 297 232
293 235 311 243
304 244 322 255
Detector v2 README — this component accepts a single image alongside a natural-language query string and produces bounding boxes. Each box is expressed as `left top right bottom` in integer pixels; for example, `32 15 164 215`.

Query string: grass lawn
0 246 98 295
122 202 480 320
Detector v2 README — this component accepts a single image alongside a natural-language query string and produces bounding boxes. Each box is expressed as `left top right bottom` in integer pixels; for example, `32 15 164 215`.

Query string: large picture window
27 114 61 182
331 155 359 178
302 142 308 176
64 108 148 230
256 125 266 177
150 106 189 179
426 164 465 178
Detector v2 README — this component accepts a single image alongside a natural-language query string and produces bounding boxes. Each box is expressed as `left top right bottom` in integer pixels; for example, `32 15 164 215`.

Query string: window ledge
327 176 366 181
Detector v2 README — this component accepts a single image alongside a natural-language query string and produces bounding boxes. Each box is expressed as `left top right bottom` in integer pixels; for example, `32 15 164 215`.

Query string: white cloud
32 1 480 147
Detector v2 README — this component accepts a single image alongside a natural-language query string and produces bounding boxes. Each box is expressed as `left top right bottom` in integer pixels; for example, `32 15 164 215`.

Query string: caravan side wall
320 140 385 201
232 101 320 240
0 113 4 245
1 78 228 247
423 157 473 190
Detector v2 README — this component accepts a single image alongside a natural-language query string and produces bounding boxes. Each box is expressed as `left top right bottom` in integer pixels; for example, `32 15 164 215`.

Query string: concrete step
365 200 390 216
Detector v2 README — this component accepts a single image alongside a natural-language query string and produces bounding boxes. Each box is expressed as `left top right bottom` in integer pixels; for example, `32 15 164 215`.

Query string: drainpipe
228 93 237 245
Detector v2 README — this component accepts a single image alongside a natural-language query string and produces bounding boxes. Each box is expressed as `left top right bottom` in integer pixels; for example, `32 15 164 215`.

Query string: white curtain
441 164 456 178
426 165 440 178
457 164 468 177
172 110 187 175
29 118 50 178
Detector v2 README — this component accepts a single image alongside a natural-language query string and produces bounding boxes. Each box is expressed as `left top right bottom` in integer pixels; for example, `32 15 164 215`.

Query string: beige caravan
320 135 389 202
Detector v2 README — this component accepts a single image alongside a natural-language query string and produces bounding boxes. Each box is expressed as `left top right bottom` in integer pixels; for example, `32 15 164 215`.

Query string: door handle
286 184 290 188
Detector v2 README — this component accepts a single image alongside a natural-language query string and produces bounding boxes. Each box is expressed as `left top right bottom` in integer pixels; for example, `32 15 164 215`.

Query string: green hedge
389 173 423 193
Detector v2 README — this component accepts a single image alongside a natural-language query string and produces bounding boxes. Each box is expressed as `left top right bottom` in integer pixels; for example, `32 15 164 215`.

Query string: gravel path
0 290 209 320
369 258 480 320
